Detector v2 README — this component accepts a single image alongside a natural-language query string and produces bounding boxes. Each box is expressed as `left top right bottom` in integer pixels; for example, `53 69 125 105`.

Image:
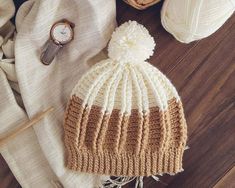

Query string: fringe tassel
101 176 136 188
101 175 160 188
185 145 190 150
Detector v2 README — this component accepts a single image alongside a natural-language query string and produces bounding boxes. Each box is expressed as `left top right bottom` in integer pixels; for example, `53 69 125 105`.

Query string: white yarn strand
129 65 143 110
101 175 161 188
132 66 149 112
125 69 132 114
135 177 144 188
120 70 128 114
103 66 123 112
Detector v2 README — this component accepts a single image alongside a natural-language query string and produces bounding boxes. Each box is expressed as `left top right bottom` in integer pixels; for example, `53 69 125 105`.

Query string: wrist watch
40 19 75 65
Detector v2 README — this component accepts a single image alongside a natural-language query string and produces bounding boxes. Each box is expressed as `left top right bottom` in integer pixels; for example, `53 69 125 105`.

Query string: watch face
51 22 73 44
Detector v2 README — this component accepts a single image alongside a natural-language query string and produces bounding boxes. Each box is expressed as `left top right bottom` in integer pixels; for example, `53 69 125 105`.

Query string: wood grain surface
117 1 235 188
0 1 234 188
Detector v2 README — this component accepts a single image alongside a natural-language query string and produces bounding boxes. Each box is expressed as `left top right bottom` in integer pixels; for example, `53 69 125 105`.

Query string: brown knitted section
67 148 184 176
64 95 187 176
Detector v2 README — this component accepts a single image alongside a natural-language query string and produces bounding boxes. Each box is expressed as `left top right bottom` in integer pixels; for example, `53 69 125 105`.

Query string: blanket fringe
101 175 160 188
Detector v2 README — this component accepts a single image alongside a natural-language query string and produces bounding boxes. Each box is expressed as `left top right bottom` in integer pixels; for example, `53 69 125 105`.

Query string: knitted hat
64 21 187 177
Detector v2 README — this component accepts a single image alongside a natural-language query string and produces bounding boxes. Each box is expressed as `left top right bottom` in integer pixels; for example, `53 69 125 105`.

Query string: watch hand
61 26 67 35
62 26 66 33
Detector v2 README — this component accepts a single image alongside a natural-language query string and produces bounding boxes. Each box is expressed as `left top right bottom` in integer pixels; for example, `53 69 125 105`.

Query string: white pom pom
108 21 156 63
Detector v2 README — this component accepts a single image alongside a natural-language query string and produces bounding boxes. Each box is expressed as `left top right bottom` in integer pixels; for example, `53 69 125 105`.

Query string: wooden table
1 1 234 187
117 1 235 187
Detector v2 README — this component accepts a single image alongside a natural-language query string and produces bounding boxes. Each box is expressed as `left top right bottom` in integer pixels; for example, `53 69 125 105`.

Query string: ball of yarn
108 21 156 63
161 0 235 43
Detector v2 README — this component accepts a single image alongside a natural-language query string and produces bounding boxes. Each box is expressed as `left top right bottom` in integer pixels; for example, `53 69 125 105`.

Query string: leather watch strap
40 40 62 65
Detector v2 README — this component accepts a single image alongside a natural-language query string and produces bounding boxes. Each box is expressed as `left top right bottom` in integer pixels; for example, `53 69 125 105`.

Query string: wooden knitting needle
0 107 54 147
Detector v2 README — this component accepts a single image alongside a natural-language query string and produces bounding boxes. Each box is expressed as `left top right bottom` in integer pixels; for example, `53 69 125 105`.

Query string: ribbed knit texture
63 21 187 177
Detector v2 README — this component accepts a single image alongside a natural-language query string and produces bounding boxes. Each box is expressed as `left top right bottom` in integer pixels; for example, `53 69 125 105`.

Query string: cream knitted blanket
0 0 116 187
